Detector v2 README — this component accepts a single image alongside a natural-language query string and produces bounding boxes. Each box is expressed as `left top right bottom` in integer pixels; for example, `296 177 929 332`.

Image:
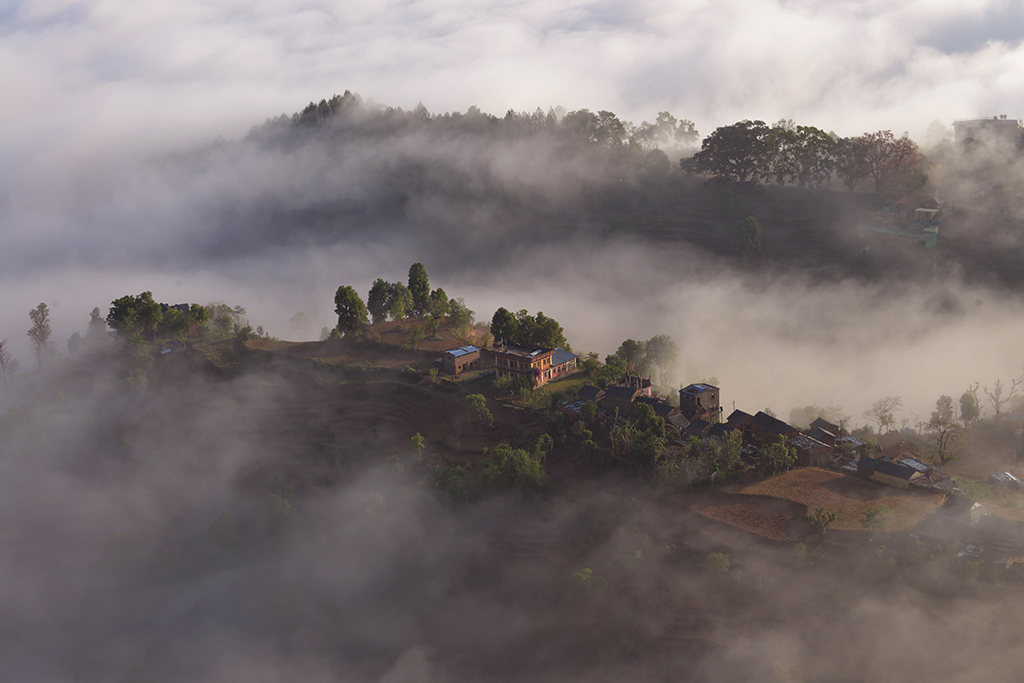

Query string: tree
407 263 430 317
734 216 762 264
120 333 153 389
0 339 16 387
490 307 518 345
835 130 927 195
692 120 771 183
532 312 567 349
107 292 162 341
863 396 902 433
758 437 796 476
67 332 83 355
983 374 1023 419
27 303 55 368
705 552 731 575
765 122 836 188
615 339 646 369
387 282 414 321
465 394 492 427
427 288 449 319
959 390 980 426
927 395 962 465
86 307 108 345
289 312 312 335
411 433 425 456
367 279 391 325
644 334 679 385
481 443 546 491
862 503 893 531
334 285 368 335
808 507 838 534
184 304 209 333
447 298 474 331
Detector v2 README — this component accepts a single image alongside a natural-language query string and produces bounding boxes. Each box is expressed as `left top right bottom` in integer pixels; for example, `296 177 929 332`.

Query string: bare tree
863 396 902 434
983 372 1024 419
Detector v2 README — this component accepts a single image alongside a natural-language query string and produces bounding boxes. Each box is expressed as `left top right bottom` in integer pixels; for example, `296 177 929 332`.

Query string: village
434 335 1024 572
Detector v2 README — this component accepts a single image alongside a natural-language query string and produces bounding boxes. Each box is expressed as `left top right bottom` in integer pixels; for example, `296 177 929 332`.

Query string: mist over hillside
3 93 1024 421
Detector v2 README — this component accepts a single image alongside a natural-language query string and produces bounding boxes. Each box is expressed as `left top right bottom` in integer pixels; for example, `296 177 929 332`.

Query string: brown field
737 467 942 531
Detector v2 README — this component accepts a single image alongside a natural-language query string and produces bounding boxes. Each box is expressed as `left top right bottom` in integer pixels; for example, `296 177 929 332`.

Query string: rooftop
551 348 578 367
495 344 554 358
444 345 480 358
682 383 718 395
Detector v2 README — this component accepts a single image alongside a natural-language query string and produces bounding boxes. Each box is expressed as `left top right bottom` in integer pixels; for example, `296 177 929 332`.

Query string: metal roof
682 383 717 395
444 345 480 358
551 348 578 367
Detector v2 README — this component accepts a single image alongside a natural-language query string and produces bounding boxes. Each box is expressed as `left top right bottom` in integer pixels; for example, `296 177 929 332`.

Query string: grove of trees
689 119 927 195
489 308 568 350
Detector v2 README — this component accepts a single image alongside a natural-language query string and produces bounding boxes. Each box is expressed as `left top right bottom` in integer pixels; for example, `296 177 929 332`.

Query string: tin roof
444 345 480 358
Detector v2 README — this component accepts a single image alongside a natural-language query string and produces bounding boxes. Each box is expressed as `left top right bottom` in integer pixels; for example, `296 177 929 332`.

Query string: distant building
679 383 722 423
441 345 481 377
953 115 1022 147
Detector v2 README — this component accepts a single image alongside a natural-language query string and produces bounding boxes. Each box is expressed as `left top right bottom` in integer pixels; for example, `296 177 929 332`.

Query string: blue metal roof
445 345 479 358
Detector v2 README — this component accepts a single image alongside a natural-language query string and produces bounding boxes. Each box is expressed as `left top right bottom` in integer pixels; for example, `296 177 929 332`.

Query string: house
635 395 680 420
708 422 739 440
602 385 641 415
577 384 605 404
988 471 1022 488
679 383 722 423
856 457 925 489
441 345 481 376
787 434 831 468
667 413 691 432
620 374 653 396
549 348 580 381
807 426 837 446
492 345 554 385
937 496 987 526
686 418 713 438
727 409 753 429
809 417 841 436
492 344 578 386
747 411 799 445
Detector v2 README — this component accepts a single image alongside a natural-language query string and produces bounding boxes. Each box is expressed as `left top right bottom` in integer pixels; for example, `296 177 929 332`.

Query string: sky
3 0 1024 184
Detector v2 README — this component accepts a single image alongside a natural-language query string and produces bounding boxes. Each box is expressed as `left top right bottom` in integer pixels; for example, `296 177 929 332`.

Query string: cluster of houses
436 341 1024 568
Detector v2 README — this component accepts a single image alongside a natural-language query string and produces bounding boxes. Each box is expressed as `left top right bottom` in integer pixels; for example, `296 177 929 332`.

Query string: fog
3 97 1024 424
5 359 1024 681
3 8 1024 675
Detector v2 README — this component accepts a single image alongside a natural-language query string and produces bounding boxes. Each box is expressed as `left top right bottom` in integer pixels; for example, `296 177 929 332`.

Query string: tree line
687 119 928 195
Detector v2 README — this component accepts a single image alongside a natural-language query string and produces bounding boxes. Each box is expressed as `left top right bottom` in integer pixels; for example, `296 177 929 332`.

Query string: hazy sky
3 0 1024 183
